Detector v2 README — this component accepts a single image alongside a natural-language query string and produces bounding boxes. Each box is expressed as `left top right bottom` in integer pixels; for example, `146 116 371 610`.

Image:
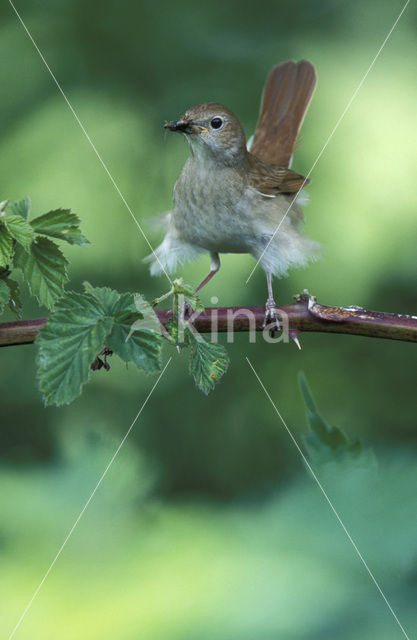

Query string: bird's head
164 102 247 166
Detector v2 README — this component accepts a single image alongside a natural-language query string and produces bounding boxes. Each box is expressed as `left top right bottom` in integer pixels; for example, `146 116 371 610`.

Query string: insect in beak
163 120 209 135
164 119 192 133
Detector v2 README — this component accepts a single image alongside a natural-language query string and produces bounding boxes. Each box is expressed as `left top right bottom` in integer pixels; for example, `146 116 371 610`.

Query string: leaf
7 196 30 219
5 214 34 250
84 284 163 373
36 284 164 405
0 271 22 317
110 294 163 372
14 237 68 308
188 330 229 394
299 372 363 464
132 294 163 334
31 208 89 246
0 223 13 267
172 278 205 311
5 277 23 318
0 279 10 314
82 282 120 309
37 291 113 406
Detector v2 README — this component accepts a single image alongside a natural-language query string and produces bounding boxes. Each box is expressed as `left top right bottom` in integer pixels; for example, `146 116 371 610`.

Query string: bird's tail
250 60 316 168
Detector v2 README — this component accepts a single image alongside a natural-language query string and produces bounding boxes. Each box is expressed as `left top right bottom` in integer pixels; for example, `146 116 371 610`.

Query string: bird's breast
171 165 257 253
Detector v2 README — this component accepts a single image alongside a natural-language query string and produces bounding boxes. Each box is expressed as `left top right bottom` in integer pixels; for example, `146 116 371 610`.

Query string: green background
1 0 416 638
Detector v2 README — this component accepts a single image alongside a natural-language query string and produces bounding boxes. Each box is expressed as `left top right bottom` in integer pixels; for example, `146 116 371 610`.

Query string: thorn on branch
289 330 302 350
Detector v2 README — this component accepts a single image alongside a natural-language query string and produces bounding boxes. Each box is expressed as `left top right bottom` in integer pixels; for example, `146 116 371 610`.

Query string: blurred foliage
1 437 416 638
299 371 367 464
0 0 416 637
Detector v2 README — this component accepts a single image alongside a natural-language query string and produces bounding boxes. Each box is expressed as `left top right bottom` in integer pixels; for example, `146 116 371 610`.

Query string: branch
1 301 416 347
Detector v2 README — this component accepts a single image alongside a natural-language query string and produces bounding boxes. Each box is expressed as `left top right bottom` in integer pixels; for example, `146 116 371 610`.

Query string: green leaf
14 237 68 308
82 282 120 310
163 318 179 344
0 223 13 267
0 279 10 314
37 284 164 405
37 291 113 406
0 272 22 317
172 278 205 311
109 293 163 372
7 196 30 219
5 214 34 250
84 284 163 373
5 277 22 318
31 208 89 246
132 294 163 334
188 330 229 394
299 372 363 464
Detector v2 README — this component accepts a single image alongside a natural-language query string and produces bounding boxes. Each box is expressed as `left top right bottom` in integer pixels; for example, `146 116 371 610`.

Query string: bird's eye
210 117 223 130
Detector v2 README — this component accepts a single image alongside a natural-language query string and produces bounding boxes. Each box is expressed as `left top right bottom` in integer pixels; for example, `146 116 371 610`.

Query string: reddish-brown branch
1 302 416 347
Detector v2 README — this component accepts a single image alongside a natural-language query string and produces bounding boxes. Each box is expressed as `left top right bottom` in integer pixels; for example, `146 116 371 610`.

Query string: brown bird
146 60 320 328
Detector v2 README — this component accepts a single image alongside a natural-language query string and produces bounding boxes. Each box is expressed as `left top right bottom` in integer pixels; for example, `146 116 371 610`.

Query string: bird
145 60 320 329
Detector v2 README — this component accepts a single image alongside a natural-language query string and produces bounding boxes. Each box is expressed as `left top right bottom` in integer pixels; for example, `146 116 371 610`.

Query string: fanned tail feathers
250 60 317 168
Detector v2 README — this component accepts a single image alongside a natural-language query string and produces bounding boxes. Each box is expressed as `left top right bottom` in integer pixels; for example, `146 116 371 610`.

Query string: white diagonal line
8 0 172 285
246 357 410 640
8 357 172 640
246 0 411 284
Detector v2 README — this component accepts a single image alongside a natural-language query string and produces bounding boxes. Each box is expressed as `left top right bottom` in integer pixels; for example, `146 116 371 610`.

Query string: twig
1 301 416 347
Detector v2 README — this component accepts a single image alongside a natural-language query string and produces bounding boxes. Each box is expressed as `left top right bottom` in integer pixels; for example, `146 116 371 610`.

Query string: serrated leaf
5 214 34 250
5 277 22 318
7 196 30 219
161 317 186 346
172 278 205 311
0 223 13 267
188 330 229 394
37 291 113 405
31 208 89 246
108 293 163 372
132 294 162 333
0 279 10 314
82 282 120 310
128 293 167 339
14 237 68 308
84 284 163 373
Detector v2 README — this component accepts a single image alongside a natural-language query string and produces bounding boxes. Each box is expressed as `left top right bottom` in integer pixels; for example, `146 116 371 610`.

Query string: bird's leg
194 252 221 294
262 270 281 331
180 253 220 321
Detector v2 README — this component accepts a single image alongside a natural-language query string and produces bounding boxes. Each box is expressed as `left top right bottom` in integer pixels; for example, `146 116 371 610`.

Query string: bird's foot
262 297 281 332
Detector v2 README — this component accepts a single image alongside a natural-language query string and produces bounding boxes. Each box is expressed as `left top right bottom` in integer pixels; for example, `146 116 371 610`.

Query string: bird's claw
262 298 281 333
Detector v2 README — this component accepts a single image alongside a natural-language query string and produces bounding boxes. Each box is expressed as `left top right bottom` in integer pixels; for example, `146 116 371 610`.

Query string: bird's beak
164 119 209 135
164 119 193 133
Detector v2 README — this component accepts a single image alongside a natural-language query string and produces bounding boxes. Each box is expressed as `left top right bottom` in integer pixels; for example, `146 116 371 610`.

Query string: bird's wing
250 60 316 168
247 152 309 195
